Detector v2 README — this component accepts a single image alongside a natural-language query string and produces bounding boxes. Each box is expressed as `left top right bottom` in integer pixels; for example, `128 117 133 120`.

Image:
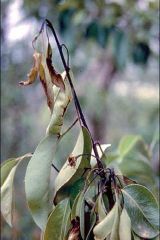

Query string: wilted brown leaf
20 43 66 112
19 52 41 86
39 60 54 111
46 43 65 91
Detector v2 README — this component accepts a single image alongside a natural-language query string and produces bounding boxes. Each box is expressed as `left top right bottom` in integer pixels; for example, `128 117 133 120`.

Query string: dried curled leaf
19 52 41 86
46 71 72 135
46 43 65 91
20 44 65 112
39 58 54 111
20 49 54 111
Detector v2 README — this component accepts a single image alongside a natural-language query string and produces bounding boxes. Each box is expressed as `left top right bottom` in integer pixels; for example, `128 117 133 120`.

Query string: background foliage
1 0 159 239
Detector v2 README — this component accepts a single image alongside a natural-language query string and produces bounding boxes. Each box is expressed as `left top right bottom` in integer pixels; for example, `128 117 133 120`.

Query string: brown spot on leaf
68 155 77 167
68 217 80 240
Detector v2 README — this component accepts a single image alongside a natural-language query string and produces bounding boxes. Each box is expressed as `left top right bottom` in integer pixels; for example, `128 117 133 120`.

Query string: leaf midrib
122 189 157 230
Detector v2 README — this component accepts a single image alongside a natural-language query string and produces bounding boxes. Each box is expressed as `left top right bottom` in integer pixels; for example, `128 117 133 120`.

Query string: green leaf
71 185 96 240
95 193 107 221
117 135 154 186
1 165 18 227
71 191 85 239
54 126 92 204
1 159 18 187
43 198 71 240
86 210 96 240
110 194 120 240
1 153 32 226
122 184 159 239
118 157 154 186
118 135 150 160
132 232 141 240
118 135 141 158
93 199 120 240
46 71 72 135
119 208 131 240
53 124 79 170
54 178 85 207
132 232 159 240
25 135 58 230
71 191 83 220
103 153 119 166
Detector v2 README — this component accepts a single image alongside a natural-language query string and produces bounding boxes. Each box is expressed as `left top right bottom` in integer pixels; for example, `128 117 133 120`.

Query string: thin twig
61 44 70 67
45 19 104 171
60 118 78 139
51 163 59 172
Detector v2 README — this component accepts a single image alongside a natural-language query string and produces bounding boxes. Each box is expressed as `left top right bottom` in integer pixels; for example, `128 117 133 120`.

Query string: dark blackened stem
106 175 115 210
45 19 104 170
45 20 81 120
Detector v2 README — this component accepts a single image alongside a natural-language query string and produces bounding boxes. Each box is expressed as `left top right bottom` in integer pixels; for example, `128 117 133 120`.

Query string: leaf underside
122 184 159 239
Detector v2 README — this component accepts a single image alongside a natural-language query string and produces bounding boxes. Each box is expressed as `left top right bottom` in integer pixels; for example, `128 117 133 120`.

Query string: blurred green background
1 0 159 239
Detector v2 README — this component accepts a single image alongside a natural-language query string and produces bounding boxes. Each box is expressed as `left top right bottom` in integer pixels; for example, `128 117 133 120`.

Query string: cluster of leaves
1 22 159 240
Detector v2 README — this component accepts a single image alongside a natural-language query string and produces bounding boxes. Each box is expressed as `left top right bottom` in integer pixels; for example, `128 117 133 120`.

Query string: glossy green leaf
25 135 58 230
119 208 131 240
43 198 71 240
46 71 72 135
1 153 32 226
93 199 119 240
71 191 83 220
118 135 150 160
122 184 159 239
54 178 85 206
54 126 92 204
